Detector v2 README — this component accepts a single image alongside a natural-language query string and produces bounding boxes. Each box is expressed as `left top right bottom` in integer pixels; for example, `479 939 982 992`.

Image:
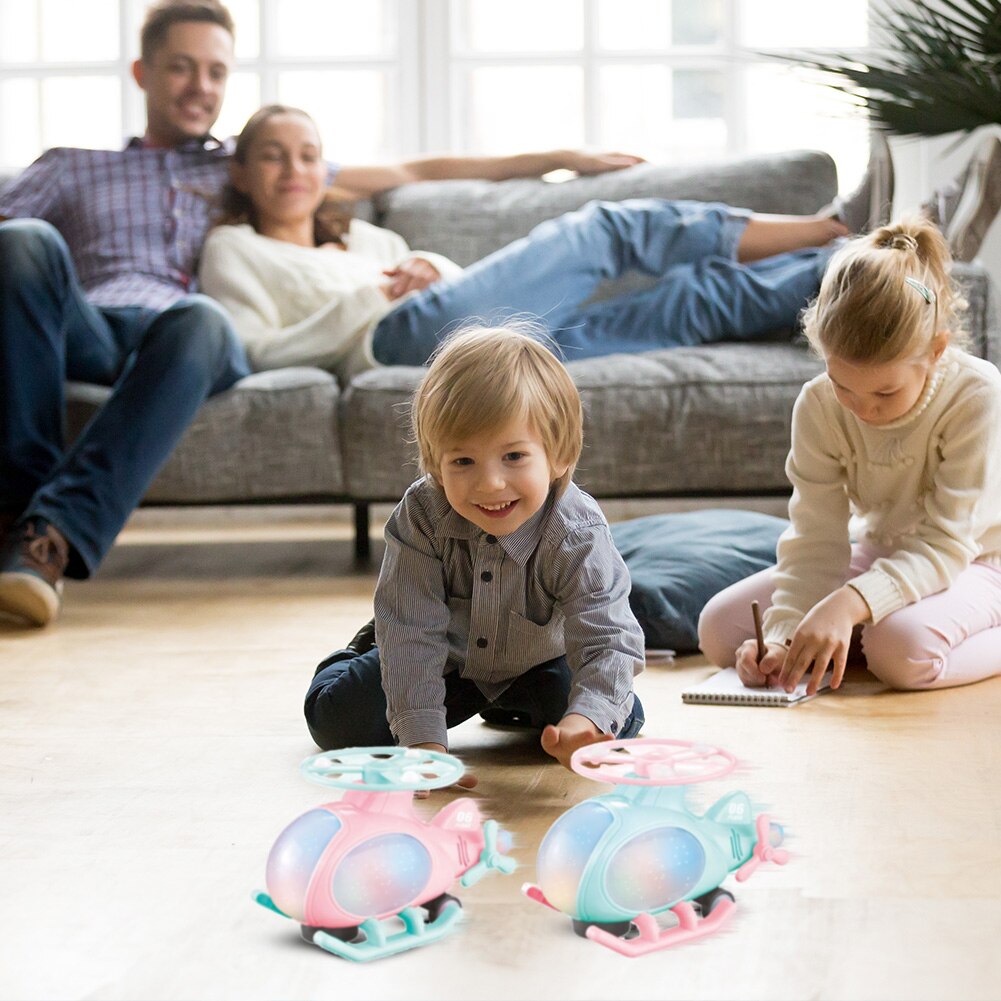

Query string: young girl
698 216 1001 696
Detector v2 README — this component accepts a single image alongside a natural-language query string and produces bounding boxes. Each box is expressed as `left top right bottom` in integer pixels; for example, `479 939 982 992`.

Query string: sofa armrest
954 261 1001 369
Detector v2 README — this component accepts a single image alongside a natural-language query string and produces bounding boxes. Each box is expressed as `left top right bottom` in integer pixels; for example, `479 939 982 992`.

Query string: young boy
304 326 645 771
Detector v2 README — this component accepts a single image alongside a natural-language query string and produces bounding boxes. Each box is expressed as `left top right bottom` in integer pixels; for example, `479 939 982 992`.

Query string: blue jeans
0 219 251 577
304 646 645 751
371 198 831 366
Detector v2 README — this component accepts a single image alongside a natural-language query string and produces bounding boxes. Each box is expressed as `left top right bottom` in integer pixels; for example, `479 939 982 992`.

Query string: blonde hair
412 325 583 496
802 214 968 364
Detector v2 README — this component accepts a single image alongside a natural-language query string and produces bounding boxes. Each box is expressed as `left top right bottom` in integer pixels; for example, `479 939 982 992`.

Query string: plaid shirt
0 136 234 311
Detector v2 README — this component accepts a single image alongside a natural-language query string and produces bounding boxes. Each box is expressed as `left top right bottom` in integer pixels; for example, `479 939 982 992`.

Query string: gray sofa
57 149 999 558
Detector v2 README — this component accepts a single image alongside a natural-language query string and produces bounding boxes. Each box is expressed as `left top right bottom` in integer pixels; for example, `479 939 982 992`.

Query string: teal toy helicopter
522 738 789 957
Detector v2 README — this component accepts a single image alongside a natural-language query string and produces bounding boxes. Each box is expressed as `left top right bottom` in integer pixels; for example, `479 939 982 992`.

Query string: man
0 0 640 628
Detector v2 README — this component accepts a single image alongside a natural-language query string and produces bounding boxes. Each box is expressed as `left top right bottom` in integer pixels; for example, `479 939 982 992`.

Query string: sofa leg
353 502 371 562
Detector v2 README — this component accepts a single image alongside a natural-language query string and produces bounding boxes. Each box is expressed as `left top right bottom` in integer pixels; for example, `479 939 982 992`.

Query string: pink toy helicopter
522 738 789 957
255 746 515 962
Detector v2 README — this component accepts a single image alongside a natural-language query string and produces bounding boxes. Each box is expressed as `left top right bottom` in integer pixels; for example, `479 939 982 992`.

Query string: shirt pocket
505 609 565 669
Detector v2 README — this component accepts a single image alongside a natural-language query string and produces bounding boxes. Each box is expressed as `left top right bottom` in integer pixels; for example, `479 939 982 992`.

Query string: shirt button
476 637 488 649
610 721 618 733
481 571 493 582
486 534 498 545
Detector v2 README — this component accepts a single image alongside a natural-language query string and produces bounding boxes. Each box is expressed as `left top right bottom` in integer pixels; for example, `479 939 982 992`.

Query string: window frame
0 0 871 172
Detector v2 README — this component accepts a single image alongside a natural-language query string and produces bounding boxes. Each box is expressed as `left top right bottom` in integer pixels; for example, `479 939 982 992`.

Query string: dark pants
0 219 251 576
304 646 645 751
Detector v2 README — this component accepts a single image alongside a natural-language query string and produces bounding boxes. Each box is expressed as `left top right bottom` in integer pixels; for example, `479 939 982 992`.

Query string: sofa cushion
340 342 825 501
66 368 345 503
375 150 838 267
571 342 823 496
338 366 424 497
610 508 788 652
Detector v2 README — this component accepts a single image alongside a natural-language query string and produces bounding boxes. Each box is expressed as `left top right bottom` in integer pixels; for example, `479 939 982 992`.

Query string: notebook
681 667 833 706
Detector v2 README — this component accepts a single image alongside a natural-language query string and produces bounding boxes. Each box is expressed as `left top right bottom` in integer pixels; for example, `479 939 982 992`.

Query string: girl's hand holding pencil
734 600 786 688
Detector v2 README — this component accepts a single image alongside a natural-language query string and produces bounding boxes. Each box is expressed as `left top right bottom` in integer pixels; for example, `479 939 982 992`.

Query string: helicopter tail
431 799 489 875
705 790 753 826
430 798 484 833
705 792 768 870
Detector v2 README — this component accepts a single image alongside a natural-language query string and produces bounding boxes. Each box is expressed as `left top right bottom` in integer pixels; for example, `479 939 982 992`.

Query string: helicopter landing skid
586 899 736 957
522 883 736 957
309 901 463 962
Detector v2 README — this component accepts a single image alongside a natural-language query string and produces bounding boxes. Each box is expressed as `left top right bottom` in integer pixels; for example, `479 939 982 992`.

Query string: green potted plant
784 0 1001 136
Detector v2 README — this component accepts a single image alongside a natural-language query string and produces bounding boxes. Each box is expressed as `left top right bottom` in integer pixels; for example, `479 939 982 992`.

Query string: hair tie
879 232 918 253
904 276 936 303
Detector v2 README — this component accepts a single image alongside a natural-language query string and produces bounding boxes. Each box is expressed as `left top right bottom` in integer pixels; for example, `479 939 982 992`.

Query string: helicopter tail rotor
735 813 790 882
460 819 517 887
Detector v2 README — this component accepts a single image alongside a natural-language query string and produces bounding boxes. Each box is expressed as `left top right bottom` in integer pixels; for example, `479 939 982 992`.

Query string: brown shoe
0 518 69 627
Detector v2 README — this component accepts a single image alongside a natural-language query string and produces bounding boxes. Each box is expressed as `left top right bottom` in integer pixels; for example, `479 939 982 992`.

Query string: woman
199 105 853 382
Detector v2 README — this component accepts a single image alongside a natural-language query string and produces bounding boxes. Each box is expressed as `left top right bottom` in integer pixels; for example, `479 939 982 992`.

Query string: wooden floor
1 506 999 1001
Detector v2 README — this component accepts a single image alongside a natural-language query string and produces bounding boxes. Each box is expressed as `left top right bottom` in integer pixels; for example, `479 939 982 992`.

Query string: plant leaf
760 0 1001 135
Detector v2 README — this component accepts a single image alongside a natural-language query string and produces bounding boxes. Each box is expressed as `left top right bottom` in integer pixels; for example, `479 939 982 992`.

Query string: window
0 0 871 188
0 0 126 168
446 0 871 187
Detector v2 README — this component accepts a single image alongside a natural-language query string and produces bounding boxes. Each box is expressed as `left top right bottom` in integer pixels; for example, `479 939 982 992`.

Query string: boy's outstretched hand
541 713 612 771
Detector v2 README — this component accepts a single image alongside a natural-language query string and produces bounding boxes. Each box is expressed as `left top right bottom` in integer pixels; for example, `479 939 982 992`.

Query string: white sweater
764 347 1001 645
198 221 462 383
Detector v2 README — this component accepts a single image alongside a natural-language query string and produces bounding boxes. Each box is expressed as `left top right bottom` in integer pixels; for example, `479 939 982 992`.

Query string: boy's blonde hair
412 325 583 496
802 214 968 364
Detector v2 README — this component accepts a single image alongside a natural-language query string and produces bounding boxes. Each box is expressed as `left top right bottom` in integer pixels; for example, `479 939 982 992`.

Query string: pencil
751 600 766 663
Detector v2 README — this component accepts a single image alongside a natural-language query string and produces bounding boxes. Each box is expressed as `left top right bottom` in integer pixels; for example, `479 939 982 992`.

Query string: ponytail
802 214 967 363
